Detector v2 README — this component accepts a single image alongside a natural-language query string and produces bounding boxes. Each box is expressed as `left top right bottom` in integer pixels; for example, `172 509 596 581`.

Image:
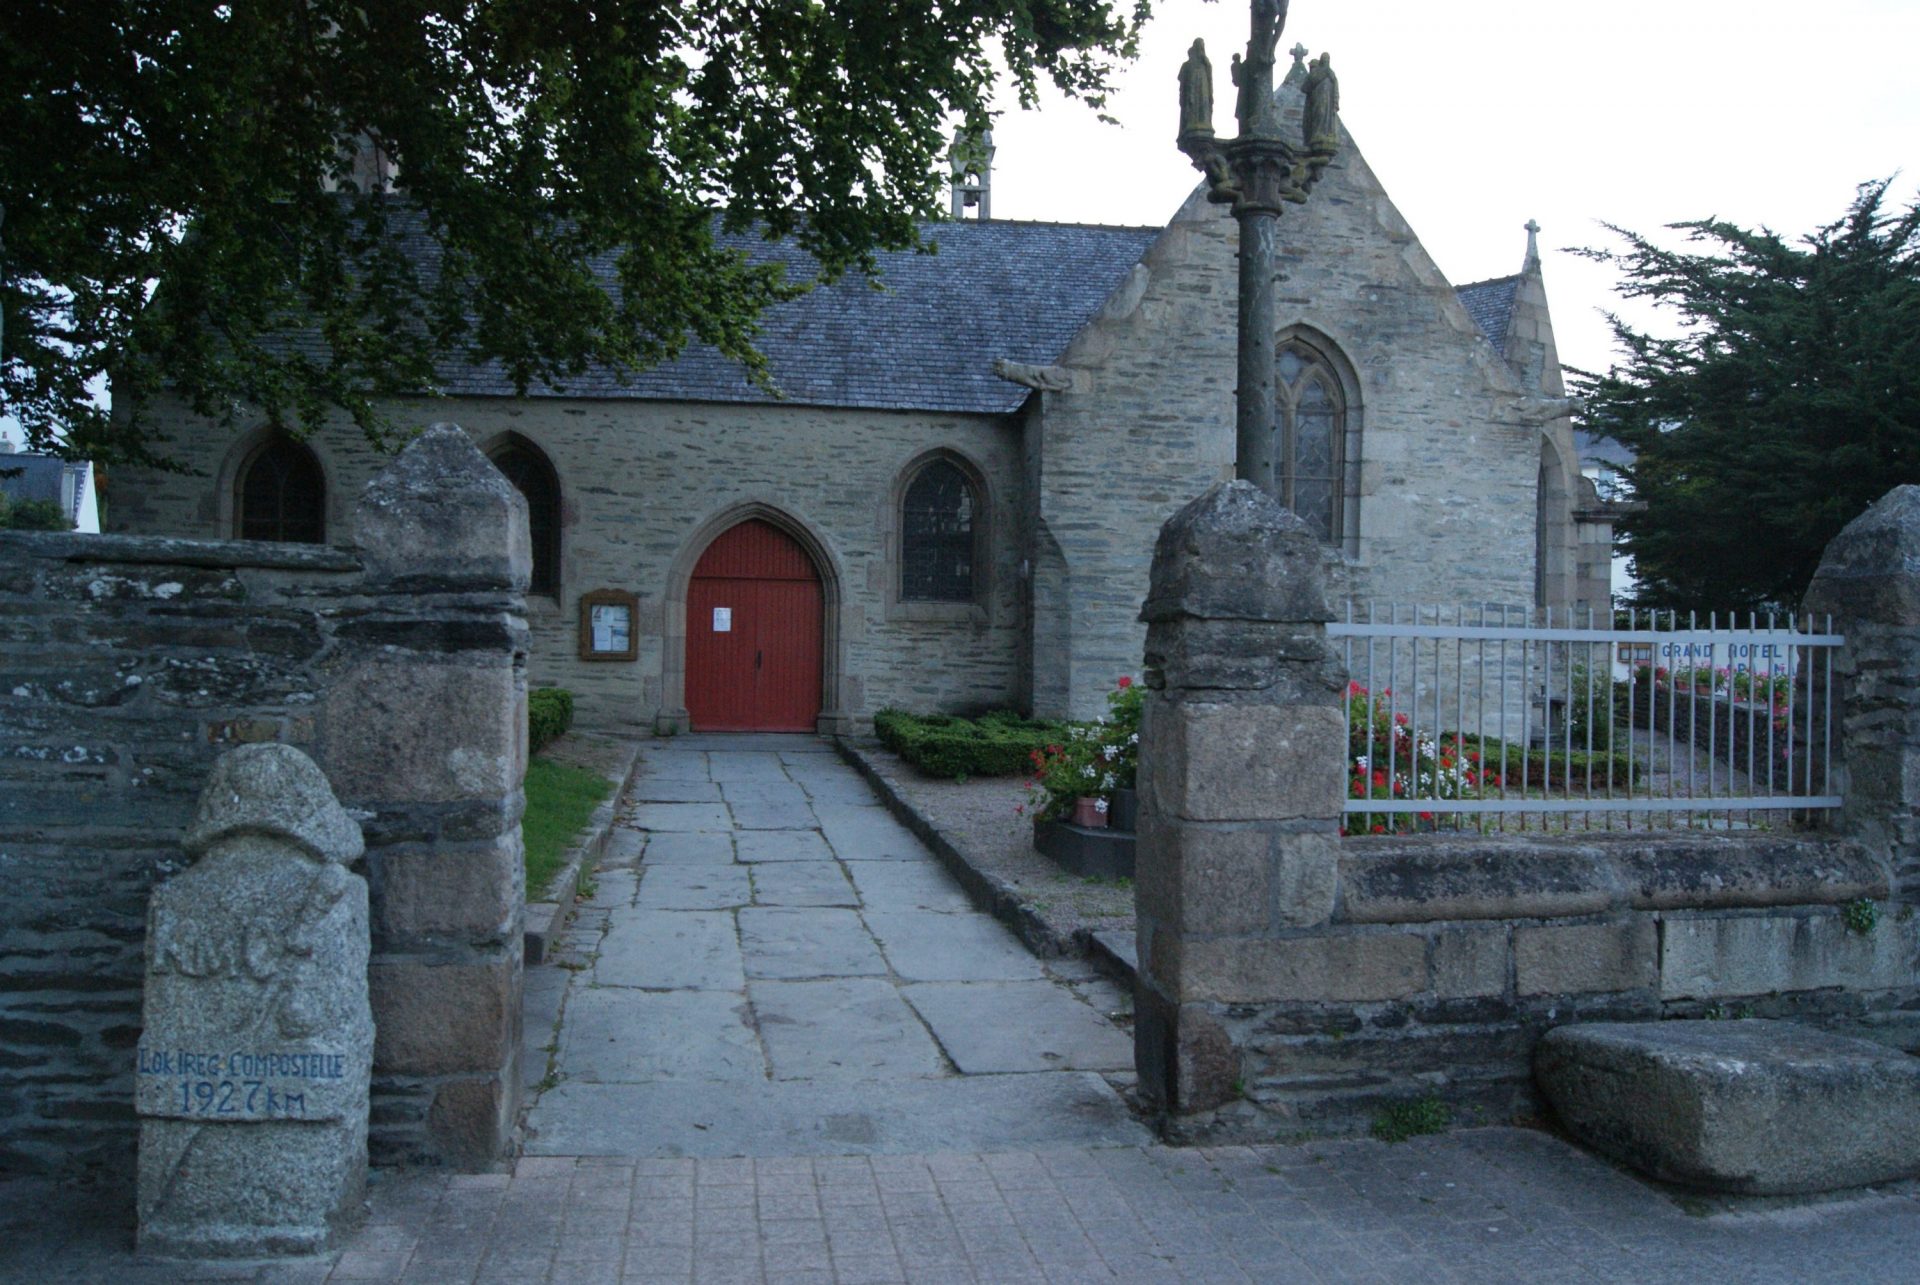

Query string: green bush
0 494 72 530
528 687 575 754
874 707 1068 781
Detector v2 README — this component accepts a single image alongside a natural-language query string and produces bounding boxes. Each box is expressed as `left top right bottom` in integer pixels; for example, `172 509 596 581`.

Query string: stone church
107 76 1611 732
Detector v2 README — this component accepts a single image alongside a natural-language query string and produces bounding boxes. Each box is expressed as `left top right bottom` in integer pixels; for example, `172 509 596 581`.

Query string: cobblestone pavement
10 737 1918 1282
9 1127 1918 1282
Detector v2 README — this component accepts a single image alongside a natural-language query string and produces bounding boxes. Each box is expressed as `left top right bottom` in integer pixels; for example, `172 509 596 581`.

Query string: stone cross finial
1525 219 1542 265
1174 0 1340 491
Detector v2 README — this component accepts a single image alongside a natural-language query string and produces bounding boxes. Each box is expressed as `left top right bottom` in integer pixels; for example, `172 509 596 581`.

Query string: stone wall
0 426 528 1178
104 88 1591 733
1033 90 1556 719
1134 482 1918 1141
106 398 1027 733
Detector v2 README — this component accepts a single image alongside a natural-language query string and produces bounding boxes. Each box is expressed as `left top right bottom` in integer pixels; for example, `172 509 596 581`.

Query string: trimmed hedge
874 708 1068 780
528 687 575 754
1456 735 1638 790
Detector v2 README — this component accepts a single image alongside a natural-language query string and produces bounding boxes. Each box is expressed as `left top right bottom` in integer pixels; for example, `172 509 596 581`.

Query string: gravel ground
846 742 1136 950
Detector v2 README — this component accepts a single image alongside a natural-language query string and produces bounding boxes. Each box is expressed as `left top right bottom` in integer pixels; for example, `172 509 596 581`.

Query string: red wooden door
686 521 823 732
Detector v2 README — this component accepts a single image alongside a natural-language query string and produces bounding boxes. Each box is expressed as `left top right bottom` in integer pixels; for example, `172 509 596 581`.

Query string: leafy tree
0 0 1149 468
1571 180 1920 613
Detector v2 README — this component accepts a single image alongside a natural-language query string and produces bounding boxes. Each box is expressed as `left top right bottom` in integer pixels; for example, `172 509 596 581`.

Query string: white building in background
1574 428 1634 605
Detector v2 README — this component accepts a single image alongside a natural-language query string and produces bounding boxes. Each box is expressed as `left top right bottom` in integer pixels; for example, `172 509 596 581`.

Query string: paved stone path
522 736 1147 1158
10 1127 1916 1282
8 735 1918 1281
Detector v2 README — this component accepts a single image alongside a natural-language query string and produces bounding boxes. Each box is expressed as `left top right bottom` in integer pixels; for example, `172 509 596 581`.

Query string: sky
980 0 1920 379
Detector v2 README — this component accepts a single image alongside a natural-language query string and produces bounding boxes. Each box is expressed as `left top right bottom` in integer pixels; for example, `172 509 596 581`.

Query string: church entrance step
1535 1018 1920 1194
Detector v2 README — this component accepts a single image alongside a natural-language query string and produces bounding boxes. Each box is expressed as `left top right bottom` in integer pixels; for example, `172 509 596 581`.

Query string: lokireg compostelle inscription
136 744 373 1259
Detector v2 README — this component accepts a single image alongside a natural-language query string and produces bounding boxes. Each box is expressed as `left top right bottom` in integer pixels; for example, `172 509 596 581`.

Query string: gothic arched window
900 458 979 603
235 435 326 543
1276 340 1347 544
487 439 562 597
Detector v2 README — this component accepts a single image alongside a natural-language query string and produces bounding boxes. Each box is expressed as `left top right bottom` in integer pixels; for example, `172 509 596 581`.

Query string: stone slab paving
904 982 1135 1074
864 911 1047 982
644 832 738 865
561 990 764 1084
526 1075 1159 1159
736 830 837 863
738 907 892 980
636 865 754 912
596 911 746 990
750 979 946 1080
523 735 1146 1164
750 863 861 908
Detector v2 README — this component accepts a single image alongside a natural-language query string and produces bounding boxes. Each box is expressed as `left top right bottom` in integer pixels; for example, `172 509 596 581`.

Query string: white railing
1328 604 1842 833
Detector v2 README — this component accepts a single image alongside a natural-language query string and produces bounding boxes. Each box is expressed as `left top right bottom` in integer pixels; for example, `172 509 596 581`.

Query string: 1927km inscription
135 1047 350 1121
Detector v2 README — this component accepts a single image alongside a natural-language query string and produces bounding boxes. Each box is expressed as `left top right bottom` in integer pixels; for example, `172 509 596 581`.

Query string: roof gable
1454 274 1520 357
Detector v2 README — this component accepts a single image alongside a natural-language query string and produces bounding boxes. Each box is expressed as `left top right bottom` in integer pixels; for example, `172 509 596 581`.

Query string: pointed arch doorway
686 519 824 732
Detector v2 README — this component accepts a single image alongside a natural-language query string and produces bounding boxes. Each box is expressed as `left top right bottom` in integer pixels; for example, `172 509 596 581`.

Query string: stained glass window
901 460 976 602
1275 341 1346 543
236 437 325 543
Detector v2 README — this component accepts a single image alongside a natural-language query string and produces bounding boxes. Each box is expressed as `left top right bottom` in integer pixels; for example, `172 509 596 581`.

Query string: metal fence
1327 604 1843 832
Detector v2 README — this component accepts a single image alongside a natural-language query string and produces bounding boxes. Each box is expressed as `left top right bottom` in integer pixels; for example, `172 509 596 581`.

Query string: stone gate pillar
321 423 531 1165
1804 484 1920 903
1134 481 1347 1113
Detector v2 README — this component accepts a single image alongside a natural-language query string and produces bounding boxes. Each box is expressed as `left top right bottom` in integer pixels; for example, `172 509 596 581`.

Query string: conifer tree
1573 181 1920 612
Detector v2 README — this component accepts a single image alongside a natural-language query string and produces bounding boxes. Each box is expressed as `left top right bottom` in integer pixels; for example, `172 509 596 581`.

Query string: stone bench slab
1536 1019 1920 1194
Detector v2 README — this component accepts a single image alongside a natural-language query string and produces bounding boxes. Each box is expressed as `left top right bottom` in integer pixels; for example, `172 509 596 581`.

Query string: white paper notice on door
713 607 732 632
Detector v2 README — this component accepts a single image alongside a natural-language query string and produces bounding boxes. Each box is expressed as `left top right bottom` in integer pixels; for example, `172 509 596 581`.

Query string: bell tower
948 129 994 220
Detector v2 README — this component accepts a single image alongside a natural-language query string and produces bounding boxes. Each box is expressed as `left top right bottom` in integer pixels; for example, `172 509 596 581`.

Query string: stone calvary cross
1176 0 1340 493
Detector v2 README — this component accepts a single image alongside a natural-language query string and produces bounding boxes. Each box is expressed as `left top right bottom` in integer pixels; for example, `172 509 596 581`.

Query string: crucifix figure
1175 1 1341 492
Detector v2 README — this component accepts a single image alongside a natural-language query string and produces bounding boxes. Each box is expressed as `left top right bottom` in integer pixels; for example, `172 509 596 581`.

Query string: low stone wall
1191 831 1911 1138
0 426 529 1179
1134 482 1920 1143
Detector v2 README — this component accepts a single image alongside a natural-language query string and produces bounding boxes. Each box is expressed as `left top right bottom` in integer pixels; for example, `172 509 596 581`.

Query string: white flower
1101 773 1117 790
1128 733 1139 746
1081 765 1096 778
1093 797 1110 813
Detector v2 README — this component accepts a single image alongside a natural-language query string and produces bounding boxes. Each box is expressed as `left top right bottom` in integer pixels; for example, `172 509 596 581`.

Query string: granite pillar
1133 480 1346 1112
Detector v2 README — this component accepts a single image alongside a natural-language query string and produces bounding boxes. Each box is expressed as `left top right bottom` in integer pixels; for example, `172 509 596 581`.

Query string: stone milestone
137 744 373 1258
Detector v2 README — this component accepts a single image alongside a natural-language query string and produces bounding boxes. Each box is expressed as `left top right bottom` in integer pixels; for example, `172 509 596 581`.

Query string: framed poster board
577 589 639 662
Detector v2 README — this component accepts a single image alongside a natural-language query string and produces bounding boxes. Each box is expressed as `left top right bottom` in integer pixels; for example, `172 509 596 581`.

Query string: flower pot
1109 787 1139 833
1071 796 1109 829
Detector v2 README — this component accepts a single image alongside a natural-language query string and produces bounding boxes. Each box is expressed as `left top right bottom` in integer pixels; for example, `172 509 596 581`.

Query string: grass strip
523 756 615 900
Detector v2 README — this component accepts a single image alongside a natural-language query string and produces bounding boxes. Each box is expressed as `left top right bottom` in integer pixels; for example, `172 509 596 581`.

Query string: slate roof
426 220 1162 417
1454 274 1520 357
0 455 74 509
